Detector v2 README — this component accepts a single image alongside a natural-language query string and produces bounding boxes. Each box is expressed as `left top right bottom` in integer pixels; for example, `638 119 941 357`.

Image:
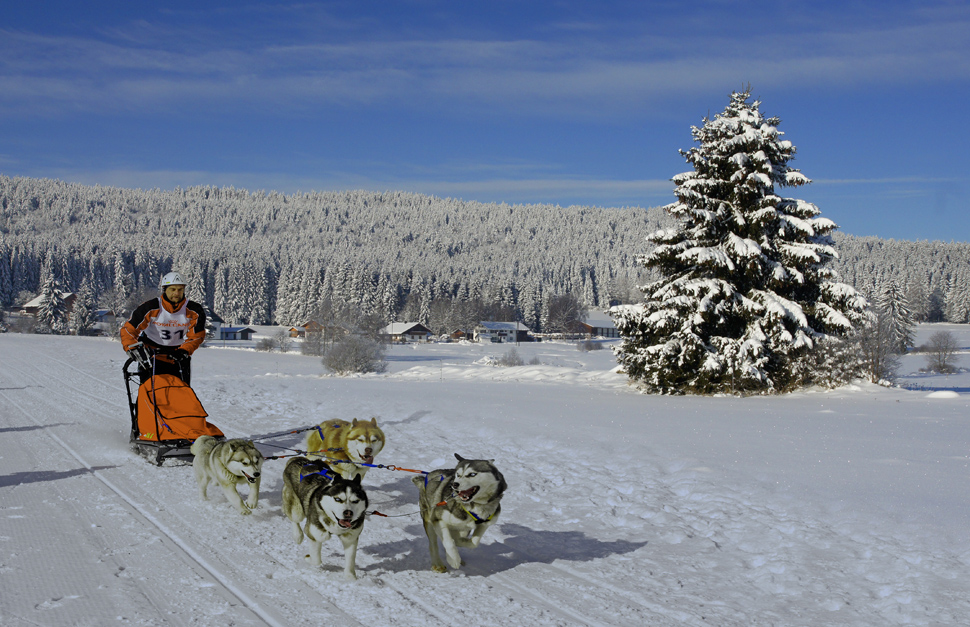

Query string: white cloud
1 8 968 117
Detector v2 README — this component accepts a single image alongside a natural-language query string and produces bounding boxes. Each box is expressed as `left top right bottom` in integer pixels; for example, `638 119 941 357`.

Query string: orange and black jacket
120 297 207 356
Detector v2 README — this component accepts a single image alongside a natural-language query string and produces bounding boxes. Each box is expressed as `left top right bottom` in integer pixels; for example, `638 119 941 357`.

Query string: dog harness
461 503 496 524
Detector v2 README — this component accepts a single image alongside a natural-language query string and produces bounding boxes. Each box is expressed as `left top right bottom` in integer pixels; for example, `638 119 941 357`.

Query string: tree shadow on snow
900 380 970 394
0 465 118 488
0 423 69 434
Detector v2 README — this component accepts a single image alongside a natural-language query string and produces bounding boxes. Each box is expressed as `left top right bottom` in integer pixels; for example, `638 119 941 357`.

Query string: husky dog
304 418 385 481
190 436 263 515
281 456 369 580
412 454 507 572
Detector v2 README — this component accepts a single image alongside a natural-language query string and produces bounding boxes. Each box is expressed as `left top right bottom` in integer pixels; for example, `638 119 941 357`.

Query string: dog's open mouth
243 472 258 484
457 486 479 502
338 518 355 529
361 455 374 465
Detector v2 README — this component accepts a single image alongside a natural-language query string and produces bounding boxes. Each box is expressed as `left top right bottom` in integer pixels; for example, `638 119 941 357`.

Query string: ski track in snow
1 333 969 626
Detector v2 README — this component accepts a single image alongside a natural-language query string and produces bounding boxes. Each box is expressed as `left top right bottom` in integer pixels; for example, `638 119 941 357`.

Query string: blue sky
1 1 968 242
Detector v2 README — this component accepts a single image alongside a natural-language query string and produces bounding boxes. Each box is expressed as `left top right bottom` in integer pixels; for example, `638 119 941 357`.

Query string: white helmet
160 272 186 289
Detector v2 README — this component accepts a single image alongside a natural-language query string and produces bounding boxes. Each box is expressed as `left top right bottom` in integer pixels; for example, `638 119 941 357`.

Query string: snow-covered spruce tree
37 271 68 334
611 88 868 394
876 281 915 353
68 282 98 336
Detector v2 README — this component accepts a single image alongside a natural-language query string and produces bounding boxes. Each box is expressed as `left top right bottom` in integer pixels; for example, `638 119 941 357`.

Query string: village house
289 320 325 338
20 291 76 316
289 320 353 341
218 326 256 341
382 322 433 343
473 321 533 343
564 314 619 338
93 309 117 335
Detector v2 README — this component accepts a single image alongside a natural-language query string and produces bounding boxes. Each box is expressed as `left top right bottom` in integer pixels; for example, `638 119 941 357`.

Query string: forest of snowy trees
1 174 969 335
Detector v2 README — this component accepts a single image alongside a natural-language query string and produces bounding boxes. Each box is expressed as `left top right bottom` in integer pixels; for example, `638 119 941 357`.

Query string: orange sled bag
135 374 223 441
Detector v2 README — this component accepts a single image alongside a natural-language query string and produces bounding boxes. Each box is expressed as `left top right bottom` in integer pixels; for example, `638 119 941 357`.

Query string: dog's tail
190 435 217 457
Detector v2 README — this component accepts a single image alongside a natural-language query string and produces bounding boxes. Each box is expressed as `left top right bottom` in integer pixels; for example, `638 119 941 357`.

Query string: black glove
126 342 153 369
171 348 190 362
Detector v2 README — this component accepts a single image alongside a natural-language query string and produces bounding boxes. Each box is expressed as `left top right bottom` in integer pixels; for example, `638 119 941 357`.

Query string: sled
123 357 223 466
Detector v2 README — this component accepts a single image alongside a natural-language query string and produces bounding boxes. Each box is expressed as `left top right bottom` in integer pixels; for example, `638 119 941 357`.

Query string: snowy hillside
1 327 969 626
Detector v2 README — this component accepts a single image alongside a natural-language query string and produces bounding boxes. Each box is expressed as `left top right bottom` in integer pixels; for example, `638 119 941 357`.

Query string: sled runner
123 354 223 466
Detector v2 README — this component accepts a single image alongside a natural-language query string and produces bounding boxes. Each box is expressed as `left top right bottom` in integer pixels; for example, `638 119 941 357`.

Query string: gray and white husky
281 456 369 580
412 453 507 572
190 436 263 515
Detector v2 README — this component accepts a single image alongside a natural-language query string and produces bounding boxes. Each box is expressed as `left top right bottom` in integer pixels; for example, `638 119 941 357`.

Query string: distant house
302 320 324 334
20 291 76 316
290 320 347 339
382 322 433 343
450 329 472 341
584 313 619 338
93 309 117 334
564 317 619 338
219 326 256 341
474 321 533 343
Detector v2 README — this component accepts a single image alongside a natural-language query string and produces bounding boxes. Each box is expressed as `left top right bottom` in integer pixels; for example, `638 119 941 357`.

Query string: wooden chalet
382 322 433 343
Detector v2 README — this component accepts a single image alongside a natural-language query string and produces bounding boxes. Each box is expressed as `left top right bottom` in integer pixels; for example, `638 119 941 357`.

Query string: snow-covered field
1 325 968 626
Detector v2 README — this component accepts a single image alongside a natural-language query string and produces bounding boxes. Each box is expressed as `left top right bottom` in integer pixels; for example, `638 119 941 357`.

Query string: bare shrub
274 329 291 353
495 347 524 367
925 330 959 373
302 331 323 356
255 338 274 352
858 309 899 384
577 339 604 352
322 335 387 375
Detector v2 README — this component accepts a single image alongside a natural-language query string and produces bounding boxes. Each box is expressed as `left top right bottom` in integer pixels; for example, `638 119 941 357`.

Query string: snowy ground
1 325 968 626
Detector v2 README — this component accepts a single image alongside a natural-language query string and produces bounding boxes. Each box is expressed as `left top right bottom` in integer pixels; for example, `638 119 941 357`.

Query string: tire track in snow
1 348 372 626
0 355 126 420
371 576 456 626
471 569 611 627
485 539 708 626
382 406 697 625
0 385 288 626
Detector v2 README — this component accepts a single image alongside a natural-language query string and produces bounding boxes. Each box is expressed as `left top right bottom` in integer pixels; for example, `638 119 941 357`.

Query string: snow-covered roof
383 322 431 335
476 321 530 331
583 312 616 329
22 291 74 308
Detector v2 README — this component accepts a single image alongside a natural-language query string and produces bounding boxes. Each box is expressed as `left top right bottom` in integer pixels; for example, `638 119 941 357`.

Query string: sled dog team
190 417 507 580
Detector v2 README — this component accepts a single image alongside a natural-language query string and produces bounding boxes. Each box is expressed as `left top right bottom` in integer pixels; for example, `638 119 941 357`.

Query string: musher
120 272 207 385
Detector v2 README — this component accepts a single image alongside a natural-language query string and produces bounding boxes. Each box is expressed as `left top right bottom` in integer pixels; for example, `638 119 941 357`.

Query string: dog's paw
446 553 462 570
431 564 447 573
343 570 358 581
245 500 258 510
240 507 253 516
